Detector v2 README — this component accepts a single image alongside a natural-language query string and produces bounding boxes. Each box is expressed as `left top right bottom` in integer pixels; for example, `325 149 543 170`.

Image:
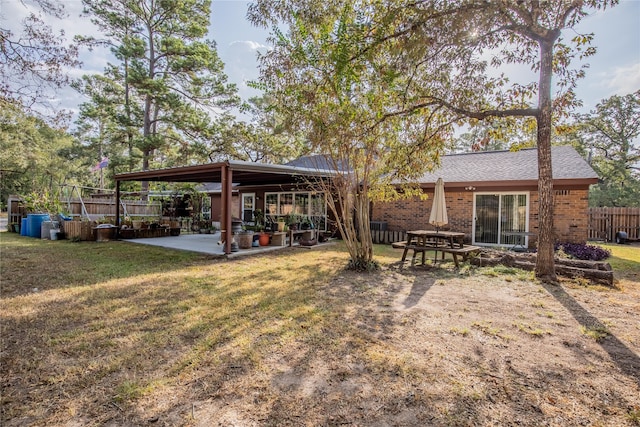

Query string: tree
224 95 307 163
0 99 76 206
73 74 132 190
0 0 79 114
82 0 239 190
450 117 538 153
249 4 453 270
251 0 616 281
578 90 640 207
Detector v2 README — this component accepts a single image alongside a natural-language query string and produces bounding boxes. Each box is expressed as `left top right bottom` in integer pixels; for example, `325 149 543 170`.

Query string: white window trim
264 191 327 231
472 191 530 247
242 193 255 223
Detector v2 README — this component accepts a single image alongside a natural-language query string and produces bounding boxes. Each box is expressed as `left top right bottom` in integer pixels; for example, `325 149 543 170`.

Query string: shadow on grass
540 281 640 387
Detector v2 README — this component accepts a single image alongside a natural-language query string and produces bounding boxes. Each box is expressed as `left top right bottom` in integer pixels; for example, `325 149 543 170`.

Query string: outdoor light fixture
465 186 477 191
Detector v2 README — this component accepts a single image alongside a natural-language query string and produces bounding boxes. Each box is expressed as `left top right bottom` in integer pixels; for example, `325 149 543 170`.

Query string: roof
286 154 350 172
114 159 336 186
113 146 597 189
412 145 598 186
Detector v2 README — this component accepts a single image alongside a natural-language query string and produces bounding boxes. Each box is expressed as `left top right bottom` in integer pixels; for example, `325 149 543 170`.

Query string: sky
2 0 639 122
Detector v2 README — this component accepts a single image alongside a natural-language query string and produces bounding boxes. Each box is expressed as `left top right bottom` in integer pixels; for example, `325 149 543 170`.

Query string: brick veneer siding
371 188 590 246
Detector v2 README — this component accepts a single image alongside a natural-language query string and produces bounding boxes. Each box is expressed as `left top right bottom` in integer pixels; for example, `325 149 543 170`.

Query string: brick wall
372 191 474 241
527 189 590 244
372 188 590 245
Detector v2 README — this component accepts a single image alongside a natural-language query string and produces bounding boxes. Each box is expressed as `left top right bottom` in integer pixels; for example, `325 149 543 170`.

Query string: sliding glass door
473 193 529 246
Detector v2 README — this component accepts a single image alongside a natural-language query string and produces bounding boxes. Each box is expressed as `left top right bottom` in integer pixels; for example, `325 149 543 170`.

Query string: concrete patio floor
120 231 317 258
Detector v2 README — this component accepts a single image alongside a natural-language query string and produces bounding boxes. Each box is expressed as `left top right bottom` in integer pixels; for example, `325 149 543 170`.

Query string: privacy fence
7 195 162 225
588 207 640 242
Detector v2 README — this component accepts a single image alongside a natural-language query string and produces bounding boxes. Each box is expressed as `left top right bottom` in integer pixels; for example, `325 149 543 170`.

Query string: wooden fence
588 207 640 242
62 198 162 220
7 195 162 225
371 229 407 244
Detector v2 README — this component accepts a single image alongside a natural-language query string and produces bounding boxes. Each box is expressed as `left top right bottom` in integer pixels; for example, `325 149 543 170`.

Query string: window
264 191 327 230
242 193 255 223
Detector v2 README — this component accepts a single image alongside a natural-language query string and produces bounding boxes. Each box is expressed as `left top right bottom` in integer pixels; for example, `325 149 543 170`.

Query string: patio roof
113 159 337 255
113 159 336 186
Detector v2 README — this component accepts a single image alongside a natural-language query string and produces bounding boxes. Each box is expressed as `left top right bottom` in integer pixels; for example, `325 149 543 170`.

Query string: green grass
595 243 640 280
580 324 611 342
0 232 203 293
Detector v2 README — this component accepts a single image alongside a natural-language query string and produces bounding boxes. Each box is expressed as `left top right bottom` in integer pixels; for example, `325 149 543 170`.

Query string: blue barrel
20 218 28 236
27 213 50 238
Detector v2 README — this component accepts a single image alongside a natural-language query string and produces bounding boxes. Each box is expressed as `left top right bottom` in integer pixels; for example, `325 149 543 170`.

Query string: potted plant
131 217 144 229
238 226 254 249
285 213 301 231
301 217 314 230
253 209 271 246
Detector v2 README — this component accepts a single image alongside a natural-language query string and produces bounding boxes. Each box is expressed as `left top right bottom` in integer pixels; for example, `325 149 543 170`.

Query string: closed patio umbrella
429 178 448 232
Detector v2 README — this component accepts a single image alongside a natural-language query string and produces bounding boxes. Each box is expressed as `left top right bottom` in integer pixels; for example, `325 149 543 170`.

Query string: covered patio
114 160 335 254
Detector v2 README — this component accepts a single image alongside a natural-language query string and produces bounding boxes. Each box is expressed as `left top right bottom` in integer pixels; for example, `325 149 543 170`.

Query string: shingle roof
286 154 350 172
412 145 598 184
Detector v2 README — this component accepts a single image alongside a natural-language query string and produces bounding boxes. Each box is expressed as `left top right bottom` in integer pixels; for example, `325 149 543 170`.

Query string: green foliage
249 1 452 267
0 99 79 206
224 94 307 163
21 190 62 215
346 258 380 272
577 90 640 207
249 0 617 279
81 0 240 175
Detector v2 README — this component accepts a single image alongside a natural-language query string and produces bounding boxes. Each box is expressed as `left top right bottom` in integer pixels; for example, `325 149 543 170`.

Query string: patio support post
115 181 121 239
222 164 233 254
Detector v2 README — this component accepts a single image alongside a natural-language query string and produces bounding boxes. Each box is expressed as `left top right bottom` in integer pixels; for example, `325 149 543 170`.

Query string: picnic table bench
394 230 481 268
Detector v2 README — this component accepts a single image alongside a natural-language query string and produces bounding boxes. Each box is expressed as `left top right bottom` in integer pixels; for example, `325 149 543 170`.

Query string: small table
503 231 536 252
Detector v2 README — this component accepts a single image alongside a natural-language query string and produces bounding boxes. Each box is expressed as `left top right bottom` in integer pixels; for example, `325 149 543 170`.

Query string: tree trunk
535 37 557 283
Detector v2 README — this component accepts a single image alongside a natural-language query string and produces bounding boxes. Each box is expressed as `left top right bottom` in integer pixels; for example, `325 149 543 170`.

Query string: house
371 145 598 248
114 146 597 253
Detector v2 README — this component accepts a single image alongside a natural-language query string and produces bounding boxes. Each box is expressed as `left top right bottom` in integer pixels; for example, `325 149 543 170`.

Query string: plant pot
94 224 115 242
238 230 254 249
132 220 143 229
259 232 270 246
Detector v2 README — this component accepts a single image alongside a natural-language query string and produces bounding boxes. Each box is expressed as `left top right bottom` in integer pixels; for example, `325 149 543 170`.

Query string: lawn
1 232 639 426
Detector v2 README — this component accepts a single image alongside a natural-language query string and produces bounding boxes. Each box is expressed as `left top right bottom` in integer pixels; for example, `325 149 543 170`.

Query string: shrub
554 242 611 261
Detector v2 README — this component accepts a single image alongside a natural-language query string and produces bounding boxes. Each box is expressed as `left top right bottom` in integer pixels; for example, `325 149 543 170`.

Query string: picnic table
393 230 481 267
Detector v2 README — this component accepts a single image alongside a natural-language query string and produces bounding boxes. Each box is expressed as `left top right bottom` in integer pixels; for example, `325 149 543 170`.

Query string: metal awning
114 159 336 186
113 160 336 254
